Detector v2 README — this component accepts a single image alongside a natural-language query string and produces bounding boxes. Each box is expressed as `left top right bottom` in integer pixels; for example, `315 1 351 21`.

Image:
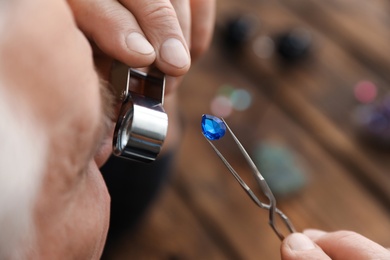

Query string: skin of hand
0 0 215 259
281 229 390 260
67 0 216 94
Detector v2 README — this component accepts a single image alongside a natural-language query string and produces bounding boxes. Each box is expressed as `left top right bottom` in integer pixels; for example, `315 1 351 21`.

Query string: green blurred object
253 142 306 197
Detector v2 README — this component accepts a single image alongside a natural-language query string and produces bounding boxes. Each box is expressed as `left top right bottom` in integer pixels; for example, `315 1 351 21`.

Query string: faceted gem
201 114 226 141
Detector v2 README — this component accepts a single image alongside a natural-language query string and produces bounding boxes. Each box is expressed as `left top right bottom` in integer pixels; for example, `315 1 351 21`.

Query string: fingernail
287 233 316 251
303 229 327 240
126 32 155 55
160 38 190 69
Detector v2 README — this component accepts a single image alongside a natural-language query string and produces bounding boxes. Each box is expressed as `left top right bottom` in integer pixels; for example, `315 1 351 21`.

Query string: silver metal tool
112 64 168 163
204 117 296 240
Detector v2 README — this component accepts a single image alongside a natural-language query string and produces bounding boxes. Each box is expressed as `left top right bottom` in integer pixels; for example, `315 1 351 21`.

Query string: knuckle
142 2 177 23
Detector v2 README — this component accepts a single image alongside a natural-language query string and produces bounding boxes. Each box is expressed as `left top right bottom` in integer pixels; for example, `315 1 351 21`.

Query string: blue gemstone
201 114 226 140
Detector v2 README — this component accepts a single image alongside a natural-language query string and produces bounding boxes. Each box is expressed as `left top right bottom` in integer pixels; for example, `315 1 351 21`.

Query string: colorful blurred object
354 95 390 145
210 84 253 118
253 141 306 197
354 81 377 104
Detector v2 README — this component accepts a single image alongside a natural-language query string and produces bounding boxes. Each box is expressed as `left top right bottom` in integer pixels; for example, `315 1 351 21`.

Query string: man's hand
281 230 390 260
67 0 215 93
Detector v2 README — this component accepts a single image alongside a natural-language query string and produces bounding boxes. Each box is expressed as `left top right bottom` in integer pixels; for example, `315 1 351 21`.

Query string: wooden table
105 1 390 259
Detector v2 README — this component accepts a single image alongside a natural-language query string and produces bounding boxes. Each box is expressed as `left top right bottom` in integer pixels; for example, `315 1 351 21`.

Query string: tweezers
204 117 296 240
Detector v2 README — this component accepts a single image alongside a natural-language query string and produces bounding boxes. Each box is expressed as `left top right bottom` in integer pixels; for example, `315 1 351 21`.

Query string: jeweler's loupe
111 63 168 163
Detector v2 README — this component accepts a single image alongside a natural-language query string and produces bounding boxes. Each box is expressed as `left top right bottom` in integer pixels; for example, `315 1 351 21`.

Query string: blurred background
103 0 390 259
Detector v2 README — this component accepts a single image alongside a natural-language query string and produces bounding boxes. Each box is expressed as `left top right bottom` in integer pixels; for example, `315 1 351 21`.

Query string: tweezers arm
204 118 297 240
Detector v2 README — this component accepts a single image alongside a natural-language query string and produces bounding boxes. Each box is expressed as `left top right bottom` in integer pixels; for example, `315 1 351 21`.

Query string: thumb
281 233 331 260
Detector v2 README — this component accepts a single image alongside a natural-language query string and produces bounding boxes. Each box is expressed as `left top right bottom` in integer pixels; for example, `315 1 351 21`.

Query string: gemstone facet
201 114 226 140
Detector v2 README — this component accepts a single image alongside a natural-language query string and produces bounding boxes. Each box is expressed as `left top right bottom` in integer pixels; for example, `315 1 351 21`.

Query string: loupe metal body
111 64 168 163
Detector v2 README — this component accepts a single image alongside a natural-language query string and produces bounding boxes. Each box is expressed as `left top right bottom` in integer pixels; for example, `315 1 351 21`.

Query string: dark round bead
276 28 312 62
224 16 255 49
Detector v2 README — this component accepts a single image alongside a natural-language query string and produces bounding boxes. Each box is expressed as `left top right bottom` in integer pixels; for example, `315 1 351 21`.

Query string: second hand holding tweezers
201 114 296 240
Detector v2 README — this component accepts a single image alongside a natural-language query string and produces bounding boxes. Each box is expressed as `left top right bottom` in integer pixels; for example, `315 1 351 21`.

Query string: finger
162 0 190 94
165 75 184 95
189 0 216 60
68 0 156 68
170 0 191 45
281 233 331 260
119 0 191 76
305 230 390 260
